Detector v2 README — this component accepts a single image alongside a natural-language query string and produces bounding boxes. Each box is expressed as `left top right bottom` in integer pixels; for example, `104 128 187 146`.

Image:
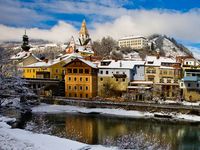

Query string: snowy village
0 0 200 150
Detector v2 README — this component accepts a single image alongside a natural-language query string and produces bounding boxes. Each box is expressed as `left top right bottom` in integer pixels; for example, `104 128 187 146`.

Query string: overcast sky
0 0 200 54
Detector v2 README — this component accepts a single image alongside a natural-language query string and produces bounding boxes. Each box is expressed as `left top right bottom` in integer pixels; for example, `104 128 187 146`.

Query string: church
10 31 40 68
66 20 94 57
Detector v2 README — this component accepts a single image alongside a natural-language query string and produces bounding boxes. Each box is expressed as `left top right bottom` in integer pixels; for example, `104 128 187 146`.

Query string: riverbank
0 115 116 150
32 103 200 122
40 97 200 116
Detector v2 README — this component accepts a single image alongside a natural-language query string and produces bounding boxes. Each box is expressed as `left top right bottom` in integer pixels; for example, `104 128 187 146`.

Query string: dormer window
147 61 153 64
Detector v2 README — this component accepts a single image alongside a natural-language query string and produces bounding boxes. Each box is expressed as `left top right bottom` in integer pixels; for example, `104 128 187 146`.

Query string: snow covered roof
98 60 145 69
24 53 82 68
79 58 97 68
145 56 176 66
63 57 97 68
119 35 146 41
77 46 94 54
10 51 41 62
10 51 30 60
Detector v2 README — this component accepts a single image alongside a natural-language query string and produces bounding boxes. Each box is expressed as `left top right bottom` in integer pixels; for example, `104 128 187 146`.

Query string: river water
1 107 200 150
22 112 200 150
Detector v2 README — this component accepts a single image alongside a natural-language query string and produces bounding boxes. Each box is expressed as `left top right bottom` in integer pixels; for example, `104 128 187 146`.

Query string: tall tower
79 19 90 45
21 30 31 52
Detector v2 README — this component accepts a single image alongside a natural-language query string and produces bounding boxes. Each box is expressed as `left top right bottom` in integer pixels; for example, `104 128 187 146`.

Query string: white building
118 36 148 49
98 60 145 81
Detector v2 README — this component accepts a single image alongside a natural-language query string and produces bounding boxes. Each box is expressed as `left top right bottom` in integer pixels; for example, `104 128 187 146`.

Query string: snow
24 53 82 68
1 98 20 107
162 38 186 58
0 116 116 150
145 56 176 66
98 60 145 69
10 51 30 60
118 35 146 40
32 104 200 122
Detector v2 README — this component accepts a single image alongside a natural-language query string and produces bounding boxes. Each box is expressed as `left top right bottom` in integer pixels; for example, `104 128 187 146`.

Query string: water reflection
25 113 200 150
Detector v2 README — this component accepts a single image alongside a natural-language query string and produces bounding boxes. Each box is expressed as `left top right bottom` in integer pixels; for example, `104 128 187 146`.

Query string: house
64 58 98 99
98 59 145 97
180 69 200 101
22 53 82 80
118 36 148 49
10 33 40 68
145 55 182 99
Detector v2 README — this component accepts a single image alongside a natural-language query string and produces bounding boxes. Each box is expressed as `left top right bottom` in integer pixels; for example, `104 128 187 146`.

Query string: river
1 107 200 150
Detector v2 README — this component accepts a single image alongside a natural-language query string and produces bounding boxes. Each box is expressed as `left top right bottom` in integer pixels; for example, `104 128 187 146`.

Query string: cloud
90 9 200 43
0 0 52 27
0 21 77 42
1 9 200 46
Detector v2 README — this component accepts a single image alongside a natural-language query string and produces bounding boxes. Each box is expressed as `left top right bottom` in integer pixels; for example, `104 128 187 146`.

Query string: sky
0 0 200 55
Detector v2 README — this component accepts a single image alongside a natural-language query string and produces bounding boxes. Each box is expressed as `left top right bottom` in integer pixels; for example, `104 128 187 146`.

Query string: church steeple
21 30 30 52
79 19 90 45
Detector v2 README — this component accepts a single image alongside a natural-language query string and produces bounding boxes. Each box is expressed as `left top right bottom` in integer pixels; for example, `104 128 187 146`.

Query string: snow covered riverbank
0 116 116 150
32 104 200 122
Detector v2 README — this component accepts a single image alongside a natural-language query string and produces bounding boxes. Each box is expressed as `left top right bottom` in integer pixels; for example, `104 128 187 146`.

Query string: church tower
21 30 31 52
79 19 90 45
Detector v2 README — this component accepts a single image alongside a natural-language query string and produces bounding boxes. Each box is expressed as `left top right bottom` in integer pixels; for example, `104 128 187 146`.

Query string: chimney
156 50 160 59
44 59 48 63
120 61 122 67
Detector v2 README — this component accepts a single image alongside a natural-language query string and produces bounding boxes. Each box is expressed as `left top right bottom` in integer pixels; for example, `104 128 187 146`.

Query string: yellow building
118 36 148 49
145 56 182 99
180 69 200 101
22 53 81 80
64 58 98 99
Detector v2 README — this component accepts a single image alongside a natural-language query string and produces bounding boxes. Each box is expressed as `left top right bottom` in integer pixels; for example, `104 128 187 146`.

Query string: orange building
64 58 98 99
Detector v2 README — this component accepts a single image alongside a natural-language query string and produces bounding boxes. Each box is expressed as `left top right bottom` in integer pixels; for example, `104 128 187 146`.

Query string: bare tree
92 36 117 57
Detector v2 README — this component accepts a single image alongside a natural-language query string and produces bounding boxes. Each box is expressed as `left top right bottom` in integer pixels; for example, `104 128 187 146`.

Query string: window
73 69 77 73
68 69 72 73
33 69 35 73
197 83 199 87
106 71 109 74
79 69 83 73
100 70 103 74
85 69 89 74
80 86 82 90
86 86 88 90
86 94 88 98
69 93 71 97
180 83 183 87
55 76 58 79
116 79 118 81
74 77 76 81
74 86 77 90
74 94 77 97
80 94 82 98
188 83 191 87
68 77 71 81
86 78 88 81
69 86 71 90
100 78 103 81
56 69 58 73
122 78 125 82
80 77 82 81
